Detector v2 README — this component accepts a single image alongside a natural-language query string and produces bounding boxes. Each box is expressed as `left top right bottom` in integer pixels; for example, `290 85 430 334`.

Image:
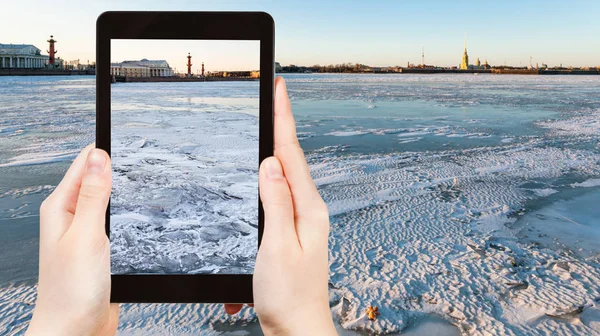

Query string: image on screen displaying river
1 74 599 335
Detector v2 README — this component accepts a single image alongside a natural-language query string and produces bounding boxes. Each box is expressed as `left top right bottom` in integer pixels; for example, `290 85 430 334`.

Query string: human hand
27 145 119 335
252 77 336 335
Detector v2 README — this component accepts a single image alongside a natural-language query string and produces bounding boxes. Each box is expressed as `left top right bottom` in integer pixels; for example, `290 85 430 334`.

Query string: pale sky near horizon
111 40 259 72
1 0 599 68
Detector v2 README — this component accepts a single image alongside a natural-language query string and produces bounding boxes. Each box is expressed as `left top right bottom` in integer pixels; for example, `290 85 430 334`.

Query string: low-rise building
0 44 49 68
66 59 93 71
209 70 260 78
110 59 174 77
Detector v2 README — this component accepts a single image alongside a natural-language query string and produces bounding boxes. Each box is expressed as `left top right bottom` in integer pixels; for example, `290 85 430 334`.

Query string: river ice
110 82 259 275
1 74 599 335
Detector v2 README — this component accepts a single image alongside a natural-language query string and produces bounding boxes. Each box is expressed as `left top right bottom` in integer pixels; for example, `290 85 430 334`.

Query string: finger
259 156 298 248
53 143 96 213
107 303 120 334
70 148 111 239
224 304 243 315
109 302 120 315
273 77 323 216
273 77 329 248
39 144 95 245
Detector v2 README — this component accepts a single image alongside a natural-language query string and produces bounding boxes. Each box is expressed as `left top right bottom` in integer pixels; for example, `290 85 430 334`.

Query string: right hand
254 77 336 335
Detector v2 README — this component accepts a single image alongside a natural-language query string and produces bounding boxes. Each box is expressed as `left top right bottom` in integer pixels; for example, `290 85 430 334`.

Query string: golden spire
460 34 469 70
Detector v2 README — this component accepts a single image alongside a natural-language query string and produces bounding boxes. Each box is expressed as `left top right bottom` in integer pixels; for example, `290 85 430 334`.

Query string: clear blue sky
2 0 598 67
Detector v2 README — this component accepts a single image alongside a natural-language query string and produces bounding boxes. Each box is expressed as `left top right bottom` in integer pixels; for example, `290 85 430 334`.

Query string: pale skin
27 77 337 335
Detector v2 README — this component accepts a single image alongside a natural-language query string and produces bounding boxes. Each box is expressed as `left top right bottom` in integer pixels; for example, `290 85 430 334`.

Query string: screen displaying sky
111 40 259 72
2 0 599 67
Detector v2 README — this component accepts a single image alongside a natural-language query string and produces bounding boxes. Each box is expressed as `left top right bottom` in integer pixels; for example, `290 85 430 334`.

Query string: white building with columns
110 59 174 77
0 44 49 68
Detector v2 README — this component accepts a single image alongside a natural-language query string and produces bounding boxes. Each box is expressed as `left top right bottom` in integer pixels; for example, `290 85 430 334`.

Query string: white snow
109 83 259 275
571 178 600 188
529 188 559 197
0 151 77 167
326 130 370 137
311 139 600 334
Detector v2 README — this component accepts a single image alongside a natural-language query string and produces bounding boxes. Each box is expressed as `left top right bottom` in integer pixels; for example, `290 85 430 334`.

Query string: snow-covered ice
110 82 259 275
1 74 600 335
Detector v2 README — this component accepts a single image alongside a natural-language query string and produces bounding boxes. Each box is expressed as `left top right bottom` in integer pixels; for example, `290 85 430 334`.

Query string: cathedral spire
460 34 469 70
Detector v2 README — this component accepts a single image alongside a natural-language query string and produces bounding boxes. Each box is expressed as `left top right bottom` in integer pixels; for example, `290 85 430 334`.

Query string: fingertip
224 304 243 315
85 148 110 176
52 144 96 194
260 156 284 181
275 76 286 89
276 77 287 96
274 77 291 115
71 148 111 235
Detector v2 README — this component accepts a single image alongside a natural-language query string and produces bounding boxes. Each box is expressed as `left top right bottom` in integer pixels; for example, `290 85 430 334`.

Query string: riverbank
2 69 598 77
112 75 258 83
400 68 599 75
0 69 95 76
280 68 600 75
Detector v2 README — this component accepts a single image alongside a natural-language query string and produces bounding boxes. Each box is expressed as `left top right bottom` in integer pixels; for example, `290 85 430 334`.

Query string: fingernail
86 149 106 175
265 158 283 180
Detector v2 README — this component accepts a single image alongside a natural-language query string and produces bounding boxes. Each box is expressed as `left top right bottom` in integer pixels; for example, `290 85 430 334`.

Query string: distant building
66 59 78 70
0 44 49 68
110 62 149 77
52 57 65 69
66 59 92 71
110 59 174 77
459 38 490 70
470 57 486 70
209 70 260 78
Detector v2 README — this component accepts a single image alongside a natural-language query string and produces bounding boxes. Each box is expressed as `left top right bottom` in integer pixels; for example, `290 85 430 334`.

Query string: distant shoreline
0 69 95 76
1 69 599 77
279 69 600 75
111 76 258 83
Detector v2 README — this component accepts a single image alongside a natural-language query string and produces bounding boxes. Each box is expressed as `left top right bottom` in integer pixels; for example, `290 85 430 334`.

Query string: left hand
27 145 119 335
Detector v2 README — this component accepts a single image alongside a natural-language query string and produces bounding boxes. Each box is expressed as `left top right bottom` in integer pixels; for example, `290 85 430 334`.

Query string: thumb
259 156 298 248
71 148 111 236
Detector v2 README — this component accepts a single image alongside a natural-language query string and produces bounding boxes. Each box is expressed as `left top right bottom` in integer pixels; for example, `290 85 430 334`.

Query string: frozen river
1 74 599 335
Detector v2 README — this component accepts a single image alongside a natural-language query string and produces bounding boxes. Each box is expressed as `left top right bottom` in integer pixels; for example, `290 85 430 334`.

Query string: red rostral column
201 62 205 77
187 53 192 76
47 35 57 65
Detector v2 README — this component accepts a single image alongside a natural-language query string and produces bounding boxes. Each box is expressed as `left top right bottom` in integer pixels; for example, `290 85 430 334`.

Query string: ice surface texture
1 75 600 335
110 82 260 275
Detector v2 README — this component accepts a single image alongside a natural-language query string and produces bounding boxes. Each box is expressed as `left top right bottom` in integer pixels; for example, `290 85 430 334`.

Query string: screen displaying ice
109 40 260 274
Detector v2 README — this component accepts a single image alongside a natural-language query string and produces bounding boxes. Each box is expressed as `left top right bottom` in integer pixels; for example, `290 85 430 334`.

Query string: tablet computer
96 11 274 303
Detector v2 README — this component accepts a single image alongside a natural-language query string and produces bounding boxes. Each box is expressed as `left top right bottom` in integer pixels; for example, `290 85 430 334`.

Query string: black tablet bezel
96 11 274 303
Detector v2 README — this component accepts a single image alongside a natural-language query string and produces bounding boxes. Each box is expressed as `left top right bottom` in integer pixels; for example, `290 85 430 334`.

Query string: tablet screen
109 39 260 275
